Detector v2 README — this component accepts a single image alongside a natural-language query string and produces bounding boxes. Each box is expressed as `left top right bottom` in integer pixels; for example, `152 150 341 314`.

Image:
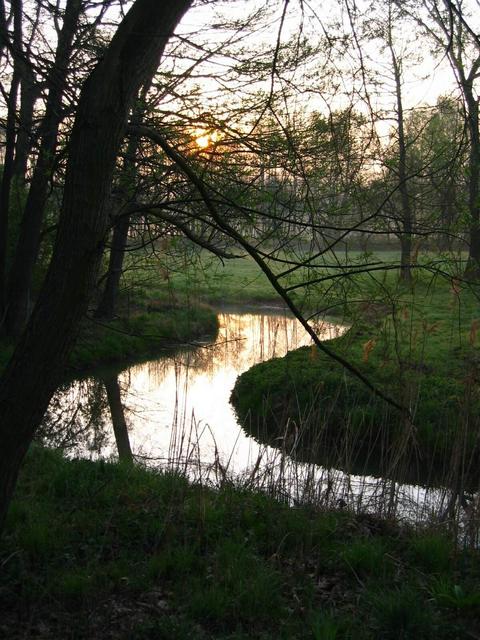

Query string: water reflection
41 309 479 533
43 310 341 464
39 378 110 453
103 374 133 464
113 311 341 466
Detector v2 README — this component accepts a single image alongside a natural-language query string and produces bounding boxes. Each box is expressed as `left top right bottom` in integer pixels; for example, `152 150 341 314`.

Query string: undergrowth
1 447 479 639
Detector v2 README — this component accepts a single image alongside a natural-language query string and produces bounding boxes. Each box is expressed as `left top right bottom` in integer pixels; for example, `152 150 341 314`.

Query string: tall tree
386 3 414 282
5 0 84 335
0 0 22 318
399 0 480 275
95 88 149 320
0 0 192 533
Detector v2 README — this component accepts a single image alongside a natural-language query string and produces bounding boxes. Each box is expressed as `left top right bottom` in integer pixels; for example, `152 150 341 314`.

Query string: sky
165 0 463 138
14 0 475 147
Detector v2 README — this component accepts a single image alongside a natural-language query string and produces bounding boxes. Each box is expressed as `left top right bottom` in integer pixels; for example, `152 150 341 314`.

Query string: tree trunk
6 0 83 336
95 214 131 319
0 0 22 323
103 374 133 463
0 70 20 324
0 0 192 534
430 12 480 276
465 93 480 277
95 121 144 320
438 184 456 252
399 233 412 279
13 65 38 181
389 32 413 283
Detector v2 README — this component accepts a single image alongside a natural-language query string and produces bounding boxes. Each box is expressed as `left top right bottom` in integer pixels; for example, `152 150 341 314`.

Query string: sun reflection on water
44 310 463 526
120 311 343 464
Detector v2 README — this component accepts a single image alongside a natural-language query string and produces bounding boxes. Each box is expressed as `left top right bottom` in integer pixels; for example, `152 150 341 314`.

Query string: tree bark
0 0 192 533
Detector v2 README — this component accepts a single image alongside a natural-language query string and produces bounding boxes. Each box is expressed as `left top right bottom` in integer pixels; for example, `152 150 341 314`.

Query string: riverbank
2 447 478 640
0 302 218 377
68 303 218 373
231 276 480 486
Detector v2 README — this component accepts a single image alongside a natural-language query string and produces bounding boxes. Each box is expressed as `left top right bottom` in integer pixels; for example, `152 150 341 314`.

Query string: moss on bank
1 447 479 639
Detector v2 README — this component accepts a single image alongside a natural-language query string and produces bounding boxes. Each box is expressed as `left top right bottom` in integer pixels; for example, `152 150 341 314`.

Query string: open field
121 244 468 311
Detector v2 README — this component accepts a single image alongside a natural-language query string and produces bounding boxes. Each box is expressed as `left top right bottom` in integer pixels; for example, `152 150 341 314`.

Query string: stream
41 306 466 526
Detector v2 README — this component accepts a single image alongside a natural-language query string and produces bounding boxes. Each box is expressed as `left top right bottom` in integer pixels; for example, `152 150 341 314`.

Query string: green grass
119 242 418 311
366 586 437 639
121 245 279 307
120 242 466 314
230 267 480 484
1 447 478 639
68 303 218 373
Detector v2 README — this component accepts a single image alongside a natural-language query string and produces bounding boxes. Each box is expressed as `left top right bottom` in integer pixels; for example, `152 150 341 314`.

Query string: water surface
42 308 466 526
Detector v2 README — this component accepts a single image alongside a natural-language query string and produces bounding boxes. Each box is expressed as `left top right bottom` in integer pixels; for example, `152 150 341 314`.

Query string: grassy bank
0 302 218 377
2 447 479 639
68 303 218 373
231 274 480 486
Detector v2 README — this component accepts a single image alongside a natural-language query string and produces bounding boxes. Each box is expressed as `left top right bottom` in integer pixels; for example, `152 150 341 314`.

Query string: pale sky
169 0 462 134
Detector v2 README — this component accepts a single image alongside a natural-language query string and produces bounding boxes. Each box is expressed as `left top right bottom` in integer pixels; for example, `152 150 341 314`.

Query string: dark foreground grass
1 447 479 639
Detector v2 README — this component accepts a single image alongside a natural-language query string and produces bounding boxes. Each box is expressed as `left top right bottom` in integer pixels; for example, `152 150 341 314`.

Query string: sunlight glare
196 133 210 148
194 129 222 149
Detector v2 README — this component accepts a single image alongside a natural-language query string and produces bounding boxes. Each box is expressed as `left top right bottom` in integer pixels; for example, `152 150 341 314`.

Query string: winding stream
45 307 338 464
42 307 465 525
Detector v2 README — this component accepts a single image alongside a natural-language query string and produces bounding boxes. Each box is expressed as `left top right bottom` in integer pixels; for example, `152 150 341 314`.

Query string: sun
196 133 211 149
193 129 222 150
